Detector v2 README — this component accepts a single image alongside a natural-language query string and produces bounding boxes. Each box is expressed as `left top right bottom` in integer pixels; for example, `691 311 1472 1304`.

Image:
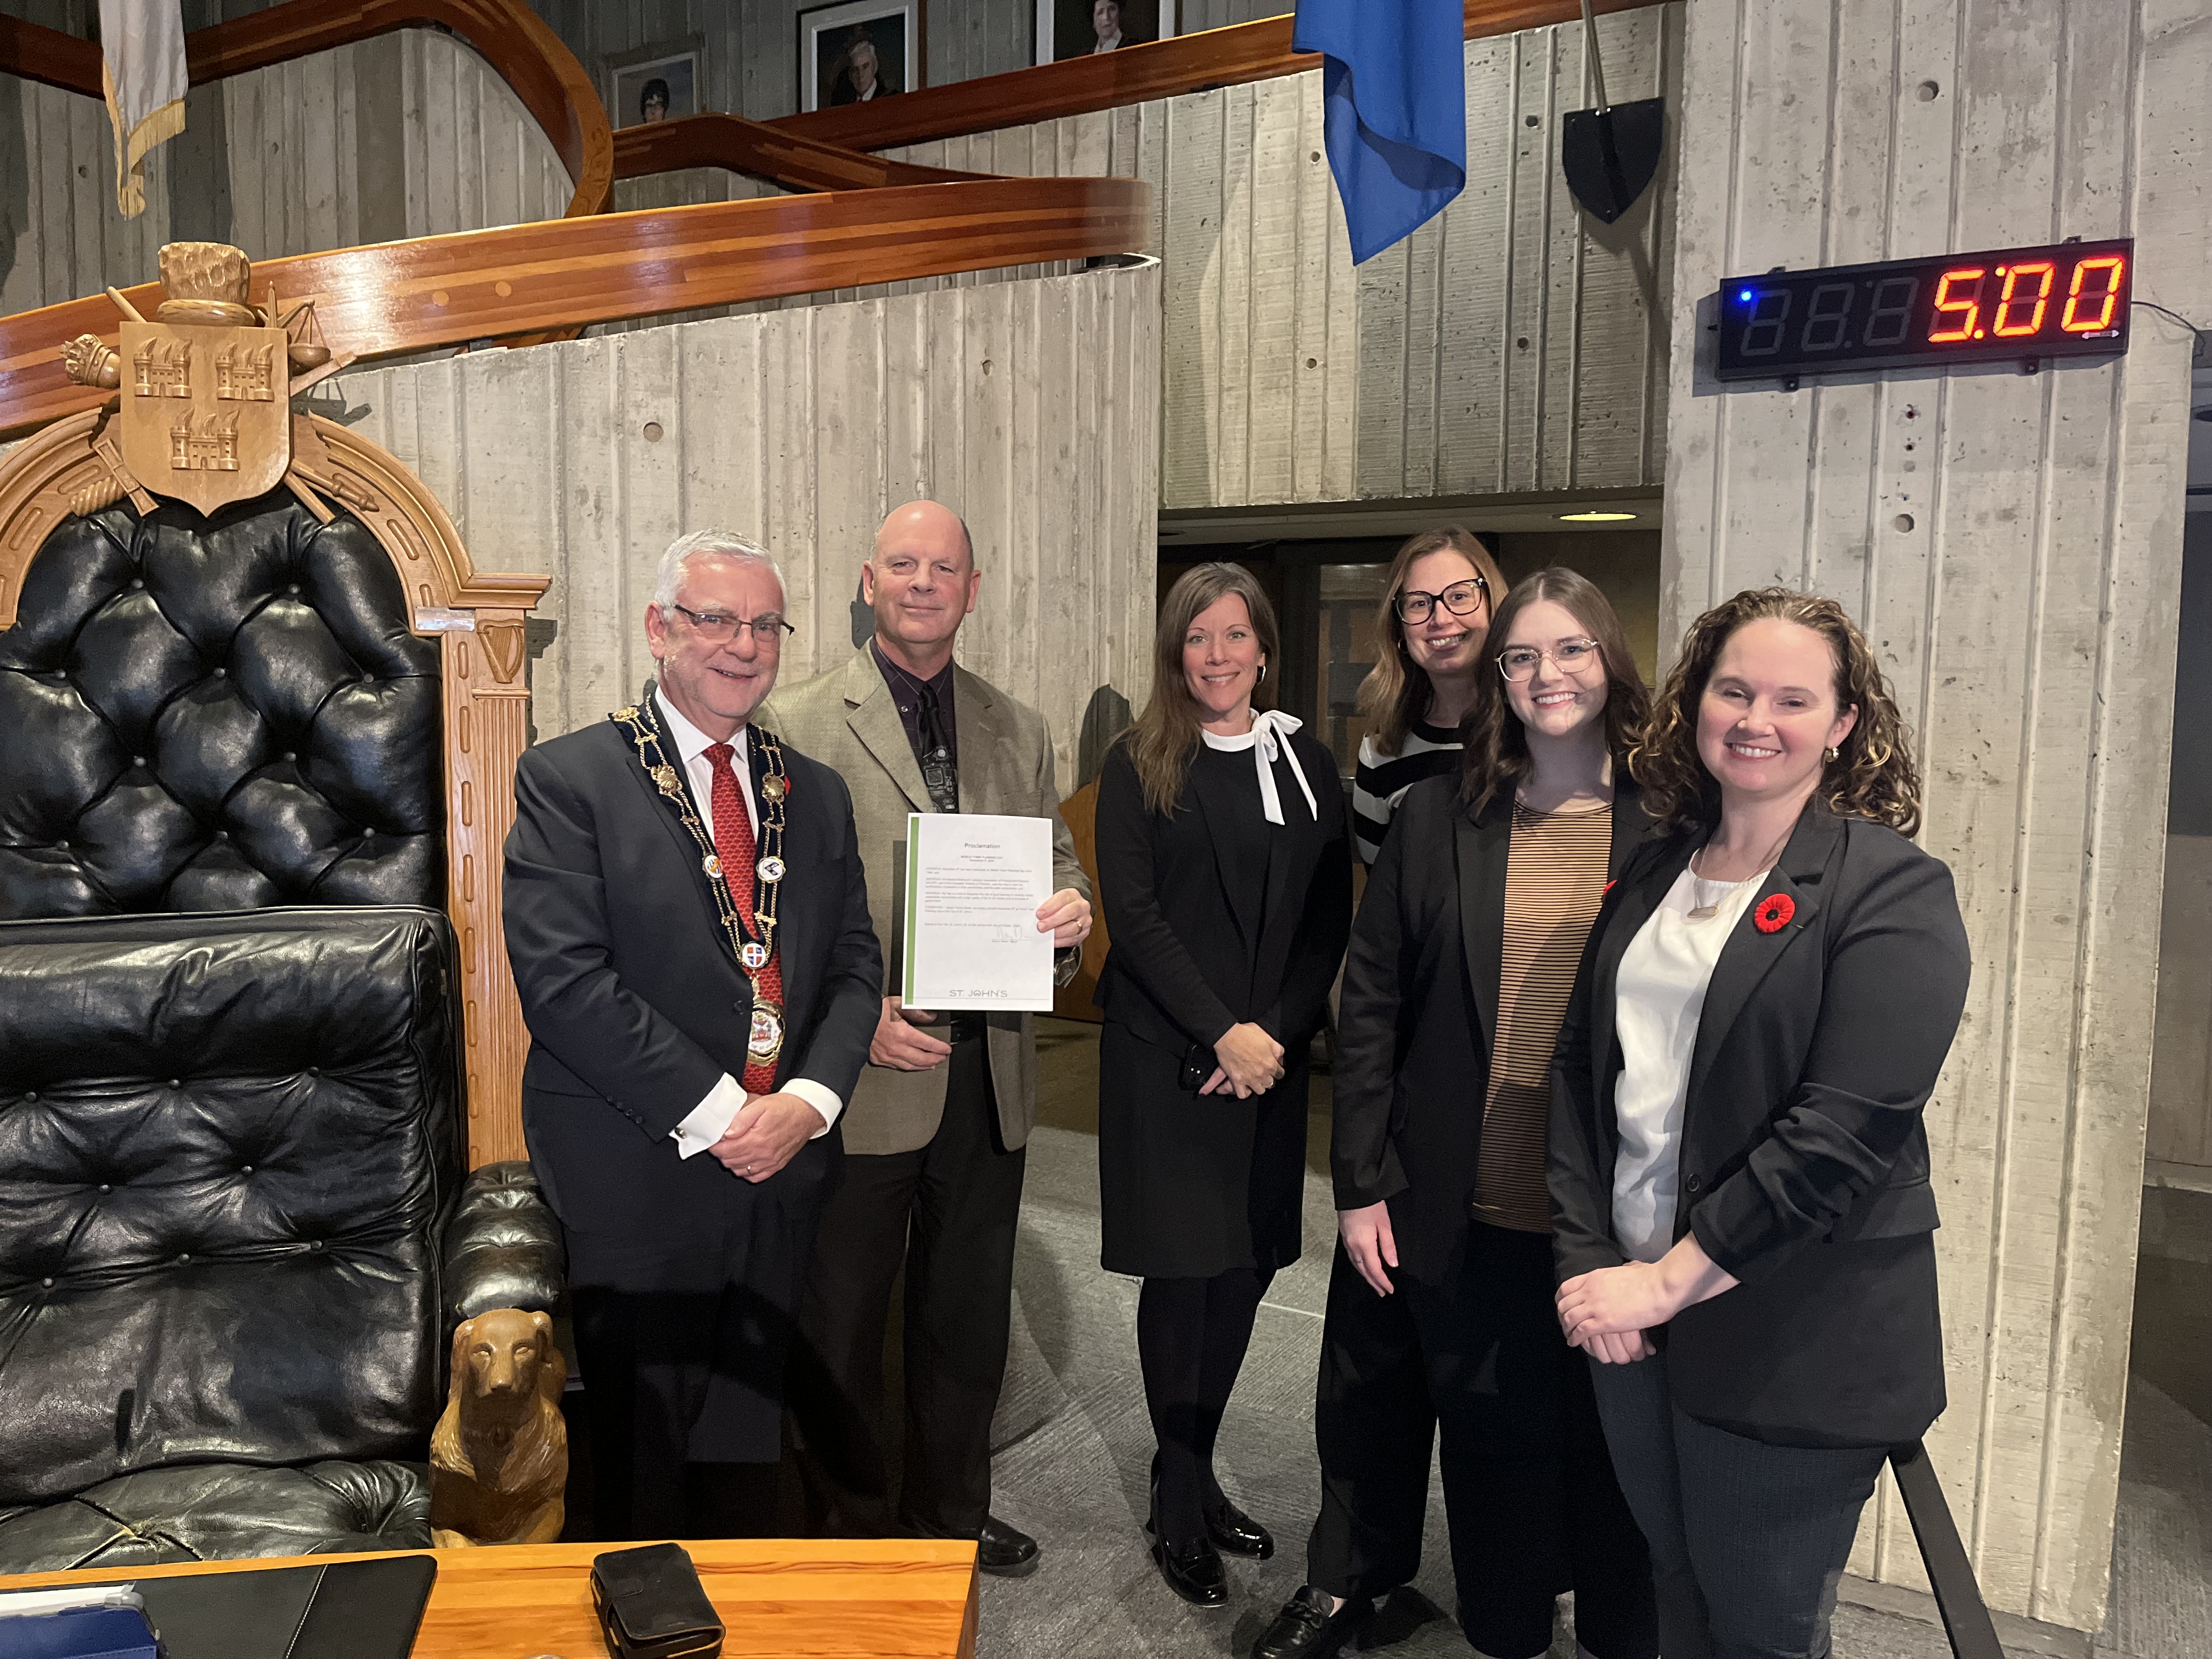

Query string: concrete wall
2150 514 2212 1176
1661 0 2212 1632
319 258 1163 785
523 0 1288 144
0 20 569 311
889 6 1681 512
527 0 1030 148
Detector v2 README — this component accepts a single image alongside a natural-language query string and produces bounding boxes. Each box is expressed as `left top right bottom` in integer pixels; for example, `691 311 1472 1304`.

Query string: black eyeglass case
589 1543 726 1659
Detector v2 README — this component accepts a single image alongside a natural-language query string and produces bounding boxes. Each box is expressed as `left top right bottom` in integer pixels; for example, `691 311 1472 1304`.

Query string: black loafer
1204 1497 1273 1559
1151 1532 1229 1607
976 1514 1040 1577
1251 1585 1373 1658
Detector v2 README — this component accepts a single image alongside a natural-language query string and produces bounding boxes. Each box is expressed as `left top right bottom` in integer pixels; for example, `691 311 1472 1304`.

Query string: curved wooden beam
0 0 612 219
0 13 99 94
0 177 1153 437
772 0 1655 153
613 111 988 193
190 1 612 218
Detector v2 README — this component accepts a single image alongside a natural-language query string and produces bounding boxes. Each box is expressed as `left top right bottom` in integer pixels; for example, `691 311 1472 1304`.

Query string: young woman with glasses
1349 528 1510 865
1257 569 1657 1659
1548 591 1968 1659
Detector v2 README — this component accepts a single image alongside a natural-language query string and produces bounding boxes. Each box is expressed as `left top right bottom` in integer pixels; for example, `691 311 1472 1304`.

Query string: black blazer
502 706 882 1148
1335 774 1651 1284
1548 800 1970 1447
1093 731 1352 1058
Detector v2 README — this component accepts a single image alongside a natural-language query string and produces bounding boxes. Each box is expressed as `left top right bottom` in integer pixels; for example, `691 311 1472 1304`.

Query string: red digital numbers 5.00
1718 239 2134 380
1927 257 2118 343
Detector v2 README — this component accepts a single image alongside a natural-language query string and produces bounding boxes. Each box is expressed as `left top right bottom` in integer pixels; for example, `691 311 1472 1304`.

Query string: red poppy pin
1603 879 1617 898
1753 893 1795 933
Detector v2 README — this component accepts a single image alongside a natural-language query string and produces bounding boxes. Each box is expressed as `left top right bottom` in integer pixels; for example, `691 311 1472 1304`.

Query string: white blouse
1200 711 1319 824
1609 864 1771 1262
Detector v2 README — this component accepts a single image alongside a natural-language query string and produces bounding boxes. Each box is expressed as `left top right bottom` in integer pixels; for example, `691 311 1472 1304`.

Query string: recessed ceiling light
1558 510 1639 522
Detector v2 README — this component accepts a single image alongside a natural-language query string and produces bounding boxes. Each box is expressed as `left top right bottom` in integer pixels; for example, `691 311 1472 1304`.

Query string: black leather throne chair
0 494 560 1571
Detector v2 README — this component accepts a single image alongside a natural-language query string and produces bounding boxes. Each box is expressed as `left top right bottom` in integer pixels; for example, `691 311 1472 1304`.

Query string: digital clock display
1712 238 2132 382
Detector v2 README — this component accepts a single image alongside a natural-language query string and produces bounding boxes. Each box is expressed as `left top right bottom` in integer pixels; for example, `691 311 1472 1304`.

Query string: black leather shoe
1251 1585 1373 1658
976 1514 1040 1577
1204 1497 1273 1559
1151 1531 1229 1607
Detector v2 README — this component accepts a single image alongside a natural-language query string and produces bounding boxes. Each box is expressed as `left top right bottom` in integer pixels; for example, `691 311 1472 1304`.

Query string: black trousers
1589 1350 1886 1659
1307 1223 1657 1659
793 1035 1025 1538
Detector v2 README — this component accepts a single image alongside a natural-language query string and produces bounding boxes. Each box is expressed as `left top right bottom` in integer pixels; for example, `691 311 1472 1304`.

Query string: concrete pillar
1660 0 2212 1630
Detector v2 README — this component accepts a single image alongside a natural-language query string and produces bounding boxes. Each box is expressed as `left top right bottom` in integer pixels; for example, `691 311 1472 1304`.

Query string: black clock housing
1713 239 2133 382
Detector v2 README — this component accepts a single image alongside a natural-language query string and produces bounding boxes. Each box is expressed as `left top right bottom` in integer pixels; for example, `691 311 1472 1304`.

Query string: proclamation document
901 812 1057 1011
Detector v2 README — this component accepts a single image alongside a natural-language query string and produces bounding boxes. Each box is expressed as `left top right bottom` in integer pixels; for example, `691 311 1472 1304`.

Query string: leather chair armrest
443 1161 566 1325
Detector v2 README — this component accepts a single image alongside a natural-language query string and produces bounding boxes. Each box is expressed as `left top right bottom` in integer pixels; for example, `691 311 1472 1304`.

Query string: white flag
98 0 188 218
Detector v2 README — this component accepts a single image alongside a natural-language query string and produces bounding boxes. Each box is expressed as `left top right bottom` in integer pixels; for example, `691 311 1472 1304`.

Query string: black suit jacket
1548 800 1971 1446
1335 774 1651 1285
1092 731 1352 1058
501 703 881 1173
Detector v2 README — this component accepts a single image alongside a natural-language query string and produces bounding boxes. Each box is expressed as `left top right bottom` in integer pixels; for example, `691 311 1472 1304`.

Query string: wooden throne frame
0 410 549 1167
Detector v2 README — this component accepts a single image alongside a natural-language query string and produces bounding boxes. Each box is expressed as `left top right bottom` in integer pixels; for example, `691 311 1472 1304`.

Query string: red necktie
706 741 785 1096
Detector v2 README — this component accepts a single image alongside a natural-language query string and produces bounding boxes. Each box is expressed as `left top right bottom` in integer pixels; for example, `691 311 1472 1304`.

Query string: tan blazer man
768 651 1082 1155
765 500 1089 1576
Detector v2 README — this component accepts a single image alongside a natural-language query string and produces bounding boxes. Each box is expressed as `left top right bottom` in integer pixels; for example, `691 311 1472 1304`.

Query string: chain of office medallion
610 703 788 983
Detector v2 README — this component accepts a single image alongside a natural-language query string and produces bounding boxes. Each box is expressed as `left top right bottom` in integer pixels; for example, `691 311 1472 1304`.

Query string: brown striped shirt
1475 798 1614 1233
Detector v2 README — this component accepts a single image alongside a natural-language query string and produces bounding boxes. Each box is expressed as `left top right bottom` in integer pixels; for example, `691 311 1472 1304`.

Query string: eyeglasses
1393 577 1488 624
668 602 794 646
1496 639 1602 682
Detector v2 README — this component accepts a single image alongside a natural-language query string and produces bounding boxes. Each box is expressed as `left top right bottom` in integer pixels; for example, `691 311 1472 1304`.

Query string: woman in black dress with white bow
1093 562 1354 1611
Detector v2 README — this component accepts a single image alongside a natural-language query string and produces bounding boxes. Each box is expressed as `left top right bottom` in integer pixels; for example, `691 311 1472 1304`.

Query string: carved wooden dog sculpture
430 1308 568 1547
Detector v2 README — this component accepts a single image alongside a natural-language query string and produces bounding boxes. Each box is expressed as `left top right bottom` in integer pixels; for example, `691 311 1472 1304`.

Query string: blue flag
1294 0 1467 264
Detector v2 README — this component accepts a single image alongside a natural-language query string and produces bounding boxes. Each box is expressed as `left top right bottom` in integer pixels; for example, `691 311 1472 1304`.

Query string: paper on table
901 812 1056 1012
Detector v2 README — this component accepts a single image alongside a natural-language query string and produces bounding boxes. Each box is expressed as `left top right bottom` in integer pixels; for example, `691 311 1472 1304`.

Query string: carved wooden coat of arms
62 241 352 520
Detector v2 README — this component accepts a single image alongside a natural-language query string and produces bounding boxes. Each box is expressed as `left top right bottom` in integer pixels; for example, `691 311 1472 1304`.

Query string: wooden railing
611 111 989 192
772 0 1654 153
0 0 1655 435
0 0 613 219
0 176 1151 435
0 0 1158 437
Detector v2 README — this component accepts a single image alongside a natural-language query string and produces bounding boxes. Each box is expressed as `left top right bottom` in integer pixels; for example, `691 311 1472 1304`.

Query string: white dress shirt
1609 864 1769 1261
1091 30 1124 52
655 690 844 1156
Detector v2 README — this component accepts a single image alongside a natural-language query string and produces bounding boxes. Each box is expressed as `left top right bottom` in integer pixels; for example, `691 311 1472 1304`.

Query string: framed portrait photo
1036 0 1175 65
799 0 923 114
607 40 703 130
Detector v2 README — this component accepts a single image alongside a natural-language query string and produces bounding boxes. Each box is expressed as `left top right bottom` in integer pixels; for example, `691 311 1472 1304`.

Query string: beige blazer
762 648 1087 1155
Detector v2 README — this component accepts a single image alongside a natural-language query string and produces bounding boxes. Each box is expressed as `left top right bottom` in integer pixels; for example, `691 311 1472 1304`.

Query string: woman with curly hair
1257 569 1656 1659
1548 589 1971 1659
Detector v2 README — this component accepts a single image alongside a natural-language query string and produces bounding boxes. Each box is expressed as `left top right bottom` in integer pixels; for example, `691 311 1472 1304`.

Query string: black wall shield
1561 97 1665 225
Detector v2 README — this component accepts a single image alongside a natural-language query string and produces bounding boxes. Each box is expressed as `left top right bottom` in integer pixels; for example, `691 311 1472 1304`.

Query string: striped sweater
1351 720 1462 864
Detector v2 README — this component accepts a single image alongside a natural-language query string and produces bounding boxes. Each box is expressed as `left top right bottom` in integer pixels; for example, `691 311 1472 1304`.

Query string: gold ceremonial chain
611 690 791 1062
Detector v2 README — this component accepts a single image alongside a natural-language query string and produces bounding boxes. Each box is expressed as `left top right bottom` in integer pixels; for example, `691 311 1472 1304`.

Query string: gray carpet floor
952 1021 2210 1659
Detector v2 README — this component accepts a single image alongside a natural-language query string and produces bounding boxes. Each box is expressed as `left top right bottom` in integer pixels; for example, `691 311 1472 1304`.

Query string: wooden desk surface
0 1539 980 1658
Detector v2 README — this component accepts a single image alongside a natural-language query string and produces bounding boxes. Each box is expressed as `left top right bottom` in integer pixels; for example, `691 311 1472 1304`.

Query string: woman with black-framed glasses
1259 568 1657 1659
1348 527 1509 865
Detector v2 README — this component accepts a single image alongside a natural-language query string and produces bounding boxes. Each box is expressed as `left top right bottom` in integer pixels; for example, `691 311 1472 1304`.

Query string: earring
1824 746 1840 763
1256 663 1268 684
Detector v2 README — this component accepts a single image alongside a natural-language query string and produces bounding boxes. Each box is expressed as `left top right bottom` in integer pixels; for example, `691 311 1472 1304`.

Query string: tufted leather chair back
0 494 443 918
0 907 464 1507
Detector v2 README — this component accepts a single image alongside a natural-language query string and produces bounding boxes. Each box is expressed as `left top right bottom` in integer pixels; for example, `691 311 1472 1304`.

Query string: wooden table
0 1538 980 1658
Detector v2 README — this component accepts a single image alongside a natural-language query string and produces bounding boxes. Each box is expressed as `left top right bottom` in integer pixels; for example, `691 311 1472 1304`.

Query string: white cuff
782 1077 844 1136
670 1074 748 1158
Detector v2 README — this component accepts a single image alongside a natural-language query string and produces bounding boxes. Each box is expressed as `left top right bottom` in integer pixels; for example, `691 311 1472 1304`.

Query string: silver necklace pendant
1686 850 1740 921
